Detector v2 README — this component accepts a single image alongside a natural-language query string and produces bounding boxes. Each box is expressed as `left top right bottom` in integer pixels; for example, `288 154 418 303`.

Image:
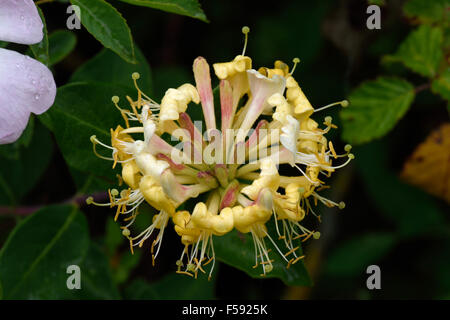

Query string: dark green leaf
113 250 141 285
0 121 53 205
125 273 215 299
432 68 450 101
48 30 77 66
15 115 35 148
0 205 89 299
71 45 152 93
214 226 312 286
70 0 135 63
105 217 124 256
76 243 121 299
391 25 443 78
325 233 396 277
117 0 207 22
403 0 450 24
48 82 134 180
104 217 141 285
70 167 112 194
341 77 415 145
30 7 49 66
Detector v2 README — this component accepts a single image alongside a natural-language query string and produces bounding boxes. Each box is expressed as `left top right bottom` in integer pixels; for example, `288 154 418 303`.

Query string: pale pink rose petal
0 48 56 144
0 0 43 45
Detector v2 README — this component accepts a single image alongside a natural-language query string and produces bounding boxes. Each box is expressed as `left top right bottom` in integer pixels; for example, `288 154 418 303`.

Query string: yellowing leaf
401 123 450 204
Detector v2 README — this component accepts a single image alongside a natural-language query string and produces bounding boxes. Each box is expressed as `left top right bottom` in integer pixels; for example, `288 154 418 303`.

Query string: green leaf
403 0 450 24
0 121 53 205
432 68 450 101
48 82 134 180
325 233 396 277
76 243 121 299
105 217 124 256
16 116 35 148
70 0 135 63
391 25 443 78
104 217 141 285
30 7 49 66
125 273 215 299
0 205 89 299
71 45 152 93
48 30 77 66
113 250 141 285
214 226 312 286
70 167 112 194
117 0 208 22
341 77 415 145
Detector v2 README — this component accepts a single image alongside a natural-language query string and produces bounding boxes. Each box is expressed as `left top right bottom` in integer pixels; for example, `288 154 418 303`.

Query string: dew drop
34 94 40 100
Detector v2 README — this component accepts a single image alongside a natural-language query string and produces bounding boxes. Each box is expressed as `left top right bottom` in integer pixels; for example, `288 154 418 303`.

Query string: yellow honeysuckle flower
87 26 353 279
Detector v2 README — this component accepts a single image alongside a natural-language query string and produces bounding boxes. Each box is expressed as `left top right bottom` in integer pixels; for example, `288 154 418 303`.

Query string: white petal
0 48 56 144
0 0 43 44
247 70 286 115
280 115 299 154
236 70 286 141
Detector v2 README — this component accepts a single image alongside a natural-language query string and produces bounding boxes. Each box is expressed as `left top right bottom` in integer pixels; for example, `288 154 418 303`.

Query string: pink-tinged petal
220 80 233 132
178 112 204 150
0 48 56 144
156 153 186 171
236 70 286 142
0 0 43 44
193 57 216 133
220 180 239 210
161 169 211 204
245 119 268 150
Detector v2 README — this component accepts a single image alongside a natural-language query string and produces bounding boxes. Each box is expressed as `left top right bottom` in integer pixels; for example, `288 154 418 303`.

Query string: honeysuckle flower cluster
0 0 56 144
88 27 353 279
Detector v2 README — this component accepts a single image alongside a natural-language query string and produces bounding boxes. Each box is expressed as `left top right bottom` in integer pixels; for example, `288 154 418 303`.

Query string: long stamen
90 135 116 161
289 57 300 75
241 26 250 56
314 100 348 113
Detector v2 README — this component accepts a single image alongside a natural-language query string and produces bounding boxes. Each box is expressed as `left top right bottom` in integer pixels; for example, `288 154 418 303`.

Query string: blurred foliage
0 0 448 300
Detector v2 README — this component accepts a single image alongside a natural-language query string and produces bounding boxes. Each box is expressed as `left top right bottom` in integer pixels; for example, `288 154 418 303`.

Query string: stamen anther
241 26 250 56
132 72 140 80
289 57 300 75
86 196 93 205
122 228 131 237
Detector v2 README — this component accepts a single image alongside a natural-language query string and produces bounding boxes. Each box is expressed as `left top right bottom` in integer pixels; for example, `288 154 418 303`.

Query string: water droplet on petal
34 94 40 100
